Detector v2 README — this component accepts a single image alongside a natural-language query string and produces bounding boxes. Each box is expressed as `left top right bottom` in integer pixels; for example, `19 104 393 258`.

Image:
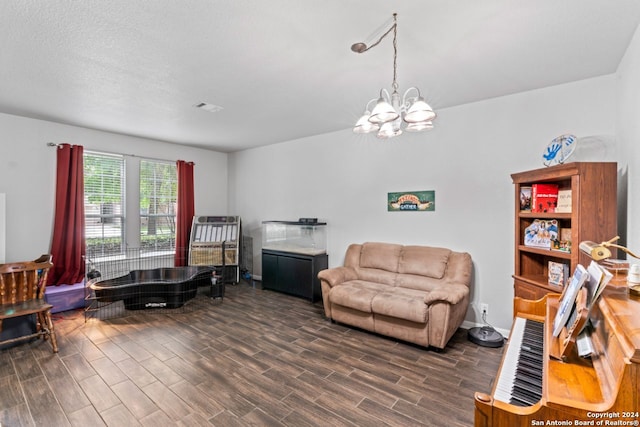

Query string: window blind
84 152 125 257
139 160 177 253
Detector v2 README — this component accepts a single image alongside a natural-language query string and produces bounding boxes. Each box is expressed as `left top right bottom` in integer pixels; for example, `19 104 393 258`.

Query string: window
84 152 125 257
139 160 177 253
84 154 178 259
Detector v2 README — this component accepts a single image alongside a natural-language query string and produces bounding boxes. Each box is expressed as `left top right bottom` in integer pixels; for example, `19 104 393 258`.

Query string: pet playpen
85 247 225 320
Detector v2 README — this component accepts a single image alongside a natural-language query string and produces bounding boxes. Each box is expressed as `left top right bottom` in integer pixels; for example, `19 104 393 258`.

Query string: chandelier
352 13 436 139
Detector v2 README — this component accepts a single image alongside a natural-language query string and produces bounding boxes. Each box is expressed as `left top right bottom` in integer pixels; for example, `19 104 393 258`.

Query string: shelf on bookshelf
518 245 572 259
513 274 564 293
518 212 572 219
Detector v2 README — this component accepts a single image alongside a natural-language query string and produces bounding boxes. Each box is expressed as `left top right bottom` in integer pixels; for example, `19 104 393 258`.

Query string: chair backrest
0 255 53 305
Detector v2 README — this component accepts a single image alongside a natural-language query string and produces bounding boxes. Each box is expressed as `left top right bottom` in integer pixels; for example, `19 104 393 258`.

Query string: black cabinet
261 249 328 302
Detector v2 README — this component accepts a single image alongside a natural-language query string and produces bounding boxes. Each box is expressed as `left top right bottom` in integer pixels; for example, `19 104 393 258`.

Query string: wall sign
387 190 435 212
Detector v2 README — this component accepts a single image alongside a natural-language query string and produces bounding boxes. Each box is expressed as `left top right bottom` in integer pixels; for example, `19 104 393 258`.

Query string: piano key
513 377 542 395
511 388 539 406
494 317 543 406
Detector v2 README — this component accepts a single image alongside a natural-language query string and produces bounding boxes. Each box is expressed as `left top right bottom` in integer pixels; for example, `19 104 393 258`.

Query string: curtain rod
46 142 195 165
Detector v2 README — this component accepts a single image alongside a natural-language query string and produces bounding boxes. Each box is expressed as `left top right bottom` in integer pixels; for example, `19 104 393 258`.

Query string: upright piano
474 285 640 426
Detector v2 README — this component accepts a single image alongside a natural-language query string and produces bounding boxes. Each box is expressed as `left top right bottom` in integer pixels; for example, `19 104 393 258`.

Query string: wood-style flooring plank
49 375 92 414
66 405 107 427
0 402 36 427
0 374 25 408
78 374 121 413
99 403 141 427
141 380 193 421
89 356 128 386
110 379 158 419
21 375 71 427
115 357 158 388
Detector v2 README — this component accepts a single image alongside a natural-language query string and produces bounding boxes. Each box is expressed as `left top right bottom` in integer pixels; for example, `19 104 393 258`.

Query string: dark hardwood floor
0 282 503 426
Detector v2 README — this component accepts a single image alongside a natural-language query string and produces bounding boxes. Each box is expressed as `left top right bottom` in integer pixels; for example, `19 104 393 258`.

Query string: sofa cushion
371 288 428 323
360 242 402 272
398 246 451 279
329 281 388 313
354 267 398 287
395 273 438 292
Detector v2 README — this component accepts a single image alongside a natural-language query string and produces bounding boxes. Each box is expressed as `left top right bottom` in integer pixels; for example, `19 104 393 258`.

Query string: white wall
0 112 228 262
229 75 618 331
617 22 640 263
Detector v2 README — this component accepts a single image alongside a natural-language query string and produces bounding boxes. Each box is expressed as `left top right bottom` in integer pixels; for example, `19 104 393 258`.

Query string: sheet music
553 264 589 337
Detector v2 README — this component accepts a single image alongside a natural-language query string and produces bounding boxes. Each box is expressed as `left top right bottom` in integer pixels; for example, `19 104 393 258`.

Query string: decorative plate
542 134 577 167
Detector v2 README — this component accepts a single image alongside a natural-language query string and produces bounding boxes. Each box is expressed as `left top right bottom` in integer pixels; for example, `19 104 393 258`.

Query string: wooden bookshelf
511 162 617 300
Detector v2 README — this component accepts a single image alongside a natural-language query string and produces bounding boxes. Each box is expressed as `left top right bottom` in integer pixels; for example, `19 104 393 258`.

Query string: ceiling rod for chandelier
352 13 436 139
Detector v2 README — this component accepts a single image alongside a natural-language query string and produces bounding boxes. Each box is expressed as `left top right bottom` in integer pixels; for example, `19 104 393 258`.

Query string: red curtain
175 160 195 266
48 144 86 285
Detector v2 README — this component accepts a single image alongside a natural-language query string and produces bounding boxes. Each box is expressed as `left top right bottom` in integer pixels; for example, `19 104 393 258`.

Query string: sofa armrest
423 284 469 305
317 266 358 288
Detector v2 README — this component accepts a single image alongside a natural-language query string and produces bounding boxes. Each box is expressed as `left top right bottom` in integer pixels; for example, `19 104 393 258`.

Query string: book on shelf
553 264 589 337
519 186 532 211
548 261 569 287
531 183 559 213
524 218 559 249
555 189 572 213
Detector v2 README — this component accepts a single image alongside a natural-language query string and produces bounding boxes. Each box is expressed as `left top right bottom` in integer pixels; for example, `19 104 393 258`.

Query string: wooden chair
0 255 58 353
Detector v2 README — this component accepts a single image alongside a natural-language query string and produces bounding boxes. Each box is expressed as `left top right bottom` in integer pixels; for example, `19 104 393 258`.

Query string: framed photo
520 186 532 211
388 190 435 212
524 219 559 249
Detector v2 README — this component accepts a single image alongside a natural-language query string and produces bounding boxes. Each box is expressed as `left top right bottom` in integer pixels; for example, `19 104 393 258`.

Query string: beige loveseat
318 242 472 350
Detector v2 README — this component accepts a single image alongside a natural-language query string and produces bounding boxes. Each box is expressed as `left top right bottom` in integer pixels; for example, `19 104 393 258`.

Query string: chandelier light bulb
405 121 434 132
353 111 380 134
404 97 436 123
377 116 403 139
369 96 399 124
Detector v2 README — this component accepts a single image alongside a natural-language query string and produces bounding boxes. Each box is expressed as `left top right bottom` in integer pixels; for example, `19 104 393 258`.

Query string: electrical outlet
480 303 489 317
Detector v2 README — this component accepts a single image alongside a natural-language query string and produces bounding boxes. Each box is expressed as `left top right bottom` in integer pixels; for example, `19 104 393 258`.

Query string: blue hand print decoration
543 134 577 167
543 143 562 161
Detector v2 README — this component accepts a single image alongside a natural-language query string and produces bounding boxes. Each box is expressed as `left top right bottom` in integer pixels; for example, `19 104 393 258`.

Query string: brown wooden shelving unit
511 162 617 300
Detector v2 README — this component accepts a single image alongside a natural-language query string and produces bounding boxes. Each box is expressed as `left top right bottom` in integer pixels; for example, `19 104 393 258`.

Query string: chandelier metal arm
377 87 425 112
403 86 421 100
399 87 420 109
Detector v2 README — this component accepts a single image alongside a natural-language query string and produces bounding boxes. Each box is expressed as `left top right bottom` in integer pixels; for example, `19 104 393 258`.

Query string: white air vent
194 102 224 113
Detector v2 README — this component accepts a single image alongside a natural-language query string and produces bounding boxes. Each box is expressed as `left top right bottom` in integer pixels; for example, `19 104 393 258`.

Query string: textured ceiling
1 1 640 152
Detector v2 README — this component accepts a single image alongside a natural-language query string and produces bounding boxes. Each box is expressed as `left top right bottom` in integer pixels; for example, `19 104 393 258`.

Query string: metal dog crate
188 215 241 284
